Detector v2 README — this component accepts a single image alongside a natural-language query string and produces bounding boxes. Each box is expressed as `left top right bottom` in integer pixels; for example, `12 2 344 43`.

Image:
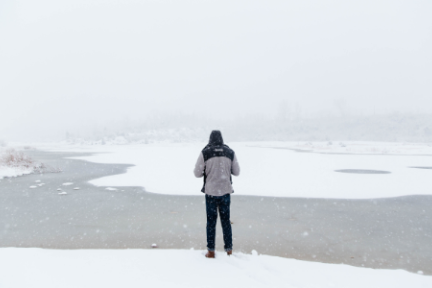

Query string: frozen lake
1 148 431 275
39 141 432 199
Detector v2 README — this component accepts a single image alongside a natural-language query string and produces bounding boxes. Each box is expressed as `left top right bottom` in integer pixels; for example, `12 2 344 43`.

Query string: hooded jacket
193 131 240 196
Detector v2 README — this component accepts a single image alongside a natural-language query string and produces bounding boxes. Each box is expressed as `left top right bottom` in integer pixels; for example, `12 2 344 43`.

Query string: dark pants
206 194 232 252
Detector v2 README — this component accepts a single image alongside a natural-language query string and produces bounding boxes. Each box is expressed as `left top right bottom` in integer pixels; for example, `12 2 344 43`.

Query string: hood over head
208 130 224 146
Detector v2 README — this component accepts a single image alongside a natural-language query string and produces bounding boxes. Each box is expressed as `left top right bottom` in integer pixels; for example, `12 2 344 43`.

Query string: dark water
409 167 432 170
335 169 391 174
1 150 431 275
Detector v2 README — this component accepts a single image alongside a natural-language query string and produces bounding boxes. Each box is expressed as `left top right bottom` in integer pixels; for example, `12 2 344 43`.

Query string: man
193 130 240 258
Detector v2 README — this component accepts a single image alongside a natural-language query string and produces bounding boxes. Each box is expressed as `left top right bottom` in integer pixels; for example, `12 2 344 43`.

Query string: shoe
205 250 215 258
227 250 232 256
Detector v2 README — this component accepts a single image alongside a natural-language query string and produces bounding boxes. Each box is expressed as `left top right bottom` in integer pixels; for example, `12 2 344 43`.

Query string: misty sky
1 0 431 140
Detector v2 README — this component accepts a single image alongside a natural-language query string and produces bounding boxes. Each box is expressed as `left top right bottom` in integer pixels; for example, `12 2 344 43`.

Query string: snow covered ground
0 165 33 179
37 141 432 199
256 141 432 155
0 248 430 288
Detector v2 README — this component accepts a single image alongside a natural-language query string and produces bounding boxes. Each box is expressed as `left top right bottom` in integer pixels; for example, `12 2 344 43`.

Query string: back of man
193 130 240 258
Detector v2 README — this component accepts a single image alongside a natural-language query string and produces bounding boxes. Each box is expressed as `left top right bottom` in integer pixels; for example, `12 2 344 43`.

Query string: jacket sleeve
193 152 205 178
231 153 240 176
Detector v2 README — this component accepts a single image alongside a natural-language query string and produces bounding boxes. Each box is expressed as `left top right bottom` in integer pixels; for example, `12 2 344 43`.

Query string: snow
0 148 37 179
62 182 73 186
258 141 432 155
0 248 430 288
39 142 432 199
0 165 33 180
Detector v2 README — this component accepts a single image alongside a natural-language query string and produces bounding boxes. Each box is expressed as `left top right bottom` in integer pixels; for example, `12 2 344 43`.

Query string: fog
1 0 431 141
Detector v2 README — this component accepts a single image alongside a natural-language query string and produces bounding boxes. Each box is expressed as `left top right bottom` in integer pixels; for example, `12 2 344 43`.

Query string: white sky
1 0 431 140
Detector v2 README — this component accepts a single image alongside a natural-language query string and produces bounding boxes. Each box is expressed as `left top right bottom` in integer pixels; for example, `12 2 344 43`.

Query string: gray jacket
194 145 240 196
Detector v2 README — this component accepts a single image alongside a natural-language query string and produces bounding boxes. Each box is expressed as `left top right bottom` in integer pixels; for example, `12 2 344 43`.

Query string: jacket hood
208 130 224 146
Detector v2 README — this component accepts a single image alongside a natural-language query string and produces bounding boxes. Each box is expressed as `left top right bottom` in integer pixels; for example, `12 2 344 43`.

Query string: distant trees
334 98 347 118
62 112 432 143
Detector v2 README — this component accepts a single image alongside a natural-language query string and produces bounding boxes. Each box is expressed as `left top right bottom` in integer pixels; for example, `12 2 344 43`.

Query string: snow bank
0 165 33 179
0 148 61 180
0 248 430 288
0 148 35 179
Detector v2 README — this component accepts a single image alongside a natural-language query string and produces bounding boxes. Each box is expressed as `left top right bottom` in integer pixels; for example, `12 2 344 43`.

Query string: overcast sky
1 0 431 140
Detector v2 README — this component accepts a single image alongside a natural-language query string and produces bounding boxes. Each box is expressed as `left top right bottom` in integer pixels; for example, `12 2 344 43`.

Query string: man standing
194 130 240 258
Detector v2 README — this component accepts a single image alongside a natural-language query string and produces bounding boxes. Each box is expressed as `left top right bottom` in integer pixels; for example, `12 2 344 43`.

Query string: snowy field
37 141 432 199
0 248 430 288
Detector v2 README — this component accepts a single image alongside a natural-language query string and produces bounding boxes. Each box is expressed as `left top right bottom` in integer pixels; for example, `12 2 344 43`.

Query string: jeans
206 194 232 252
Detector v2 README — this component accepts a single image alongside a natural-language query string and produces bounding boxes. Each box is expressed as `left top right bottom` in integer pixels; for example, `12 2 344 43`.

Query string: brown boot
205 250 215 258
227 250 232 256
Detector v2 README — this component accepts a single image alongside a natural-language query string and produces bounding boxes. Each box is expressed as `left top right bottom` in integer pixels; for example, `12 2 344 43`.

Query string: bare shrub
0 149 34 168
0 149 62 174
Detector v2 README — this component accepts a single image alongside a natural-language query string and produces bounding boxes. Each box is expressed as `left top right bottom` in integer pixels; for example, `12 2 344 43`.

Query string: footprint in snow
35 180 41 183
56 188 62 191
73 187 80 190
29 186 37 188
58 192 67 195
62 182 73 186
105 187 117 191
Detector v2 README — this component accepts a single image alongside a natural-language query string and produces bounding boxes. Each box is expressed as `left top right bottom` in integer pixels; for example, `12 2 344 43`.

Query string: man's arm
231 153 240 176
193 152 205 178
